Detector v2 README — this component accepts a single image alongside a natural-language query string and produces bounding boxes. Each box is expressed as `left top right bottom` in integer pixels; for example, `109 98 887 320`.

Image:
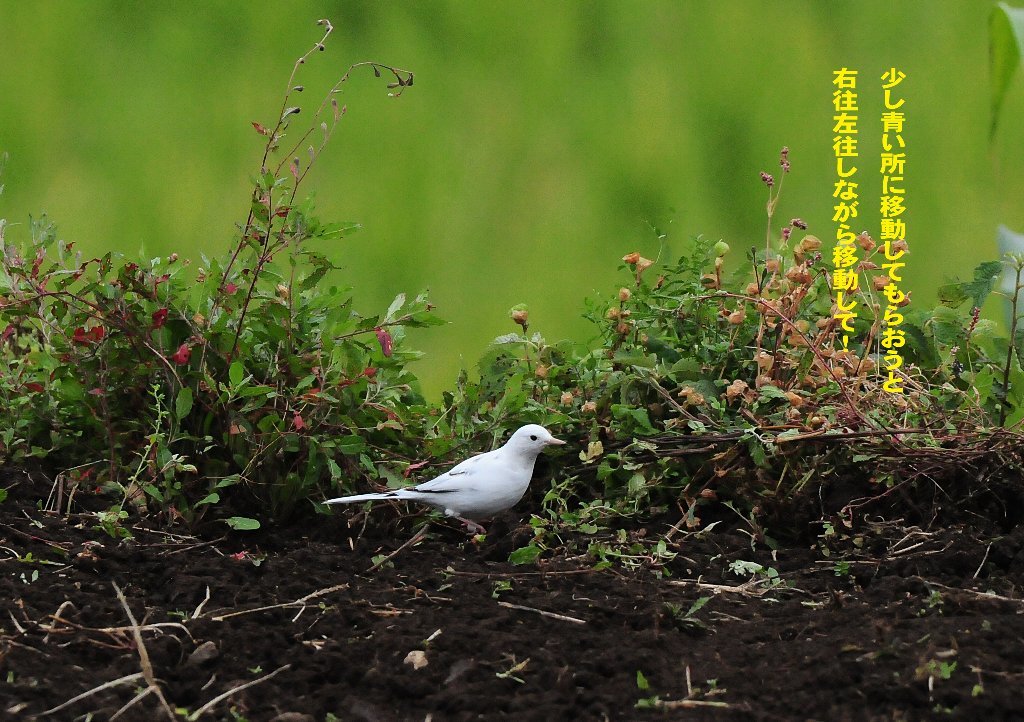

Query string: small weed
728 560 784 588
918 589 944 616
663 596 712 630
491 580 513 598
94 507 132 540
495 656 529 684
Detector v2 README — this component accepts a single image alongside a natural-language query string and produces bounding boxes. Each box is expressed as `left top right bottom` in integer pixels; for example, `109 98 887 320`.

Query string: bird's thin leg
454 517 486 535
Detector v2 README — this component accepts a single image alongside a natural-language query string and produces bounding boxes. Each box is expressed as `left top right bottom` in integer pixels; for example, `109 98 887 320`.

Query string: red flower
152 308 169 329
72 326 105 345
362 367 378 379
375 327 393 357
292 412 305 430
170 343 192 365
224 282 238 295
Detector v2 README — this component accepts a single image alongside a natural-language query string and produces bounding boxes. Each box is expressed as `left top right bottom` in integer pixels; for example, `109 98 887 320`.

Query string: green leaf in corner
225 516 261 531
1014 323 1024 372
175 387 193 420
990 3 1024 139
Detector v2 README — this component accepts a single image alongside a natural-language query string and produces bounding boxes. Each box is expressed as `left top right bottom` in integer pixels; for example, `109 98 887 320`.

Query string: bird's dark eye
530 434 538 441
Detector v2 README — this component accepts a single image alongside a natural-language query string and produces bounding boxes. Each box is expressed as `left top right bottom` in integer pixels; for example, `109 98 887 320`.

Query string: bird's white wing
412 449 494 493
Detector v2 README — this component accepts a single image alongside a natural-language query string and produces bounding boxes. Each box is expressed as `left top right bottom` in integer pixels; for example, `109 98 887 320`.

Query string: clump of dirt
2 467 1024 721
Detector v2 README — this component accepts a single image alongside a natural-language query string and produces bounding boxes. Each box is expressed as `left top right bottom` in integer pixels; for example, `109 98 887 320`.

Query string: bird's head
504 424 566 456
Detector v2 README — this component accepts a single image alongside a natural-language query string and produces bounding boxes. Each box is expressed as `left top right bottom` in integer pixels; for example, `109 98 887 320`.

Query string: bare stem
999 261 1023 426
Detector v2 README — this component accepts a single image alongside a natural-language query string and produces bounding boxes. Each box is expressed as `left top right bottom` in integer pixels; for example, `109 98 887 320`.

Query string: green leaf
936 283 969 308
225 516 261 531
929 306 965 346
611 404 655 434
195 493 220 506
0 489 7 503
757 385 788 402
336 435 367 455
384 292 406 322
636 670 650 691
969 261 1006 308
990 3 1024 139
175 388 194 419
687 596 712 616
229 361 245 388
1014 323 1024 371
508 544 543 565
937 261 1004 309
142 484 163 502
214 476 241 489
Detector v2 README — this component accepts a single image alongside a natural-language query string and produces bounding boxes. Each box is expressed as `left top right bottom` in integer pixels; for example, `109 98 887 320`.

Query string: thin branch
187 664 291 721
113 581 176 721
496 601 587 625
366 525 429 573
38 672 144 717
110 686 154 721
209 583 349 622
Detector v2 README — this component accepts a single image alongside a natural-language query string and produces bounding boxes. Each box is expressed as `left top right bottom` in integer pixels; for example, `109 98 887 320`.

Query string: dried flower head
510 305 529 329
799 234 821 251
725 379 749 402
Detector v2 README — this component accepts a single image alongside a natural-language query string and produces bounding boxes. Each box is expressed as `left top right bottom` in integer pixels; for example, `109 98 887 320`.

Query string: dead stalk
187 664 291 721
209 583 349 622
38 672 144 717
112 581 176 720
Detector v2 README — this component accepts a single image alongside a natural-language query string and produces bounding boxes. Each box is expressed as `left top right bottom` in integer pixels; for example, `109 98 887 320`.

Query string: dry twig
113 581 176 720
186 664 291 721
210 583 349 622
497 601 587 625
38 672 144 717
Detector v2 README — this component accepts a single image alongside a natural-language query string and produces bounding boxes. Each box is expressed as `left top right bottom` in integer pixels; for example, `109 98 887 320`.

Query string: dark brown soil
2 468 1024 722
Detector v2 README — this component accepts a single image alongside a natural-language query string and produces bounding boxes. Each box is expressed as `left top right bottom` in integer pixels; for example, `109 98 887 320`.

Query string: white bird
324 424 565 532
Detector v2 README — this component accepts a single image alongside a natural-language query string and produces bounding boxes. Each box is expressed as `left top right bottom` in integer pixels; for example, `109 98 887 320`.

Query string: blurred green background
2 2 1023 396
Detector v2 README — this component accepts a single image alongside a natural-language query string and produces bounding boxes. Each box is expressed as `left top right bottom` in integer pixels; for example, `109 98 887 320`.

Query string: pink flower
375 327 393 357
170 343 192 365
152 308 169 329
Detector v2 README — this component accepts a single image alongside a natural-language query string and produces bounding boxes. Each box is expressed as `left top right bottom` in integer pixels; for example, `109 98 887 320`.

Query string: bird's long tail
323 491 403 505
